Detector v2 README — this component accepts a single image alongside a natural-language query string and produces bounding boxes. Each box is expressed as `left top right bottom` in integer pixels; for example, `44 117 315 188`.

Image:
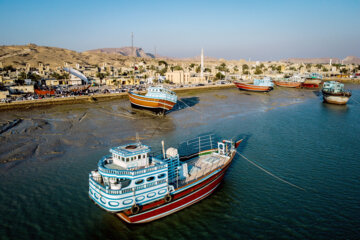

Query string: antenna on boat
161 140 166 159
136 132 140 146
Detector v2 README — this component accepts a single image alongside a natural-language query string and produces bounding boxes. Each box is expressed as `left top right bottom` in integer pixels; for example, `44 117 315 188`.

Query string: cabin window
146 176 155 182
138 155 141 159
143 154 146 159
126 158 129 162
121 157 125 161
135 179 144 185
158 173 166 179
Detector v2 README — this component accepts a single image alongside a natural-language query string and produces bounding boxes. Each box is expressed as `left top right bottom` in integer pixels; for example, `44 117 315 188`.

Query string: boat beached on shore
302 73 322 88
128 86 177 115
88 135 243 224
234 77 274 92
274 75 304 88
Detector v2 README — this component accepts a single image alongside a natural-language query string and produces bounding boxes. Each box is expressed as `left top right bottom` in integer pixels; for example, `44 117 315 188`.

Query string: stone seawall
0 84 235 111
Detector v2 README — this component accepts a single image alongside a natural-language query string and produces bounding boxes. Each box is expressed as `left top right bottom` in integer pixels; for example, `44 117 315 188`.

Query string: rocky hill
284 56 360 64
342 56 360 64
0 44 162 68
84 47 156 58
284 58 341 64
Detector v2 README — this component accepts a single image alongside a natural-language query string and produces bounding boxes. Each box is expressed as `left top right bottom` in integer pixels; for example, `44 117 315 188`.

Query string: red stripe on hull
117 151 236 223
234 82 272 92
274 81 302 88
128 92 176 111
123 171 225 223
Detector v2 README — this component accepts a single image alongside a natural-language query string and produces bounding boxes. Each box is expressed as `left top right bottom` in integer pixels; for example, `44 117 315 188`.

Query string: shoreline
0 84 235 111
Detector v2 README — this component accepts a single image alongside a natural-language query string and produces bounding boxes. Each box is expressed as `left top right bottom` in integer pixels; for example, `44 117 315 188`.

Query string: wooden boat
302 73 322 88
234 77 273 92
322 81 351 105
128 86 177 114
274 75 303 88
34 88 55 96
88 135 243 223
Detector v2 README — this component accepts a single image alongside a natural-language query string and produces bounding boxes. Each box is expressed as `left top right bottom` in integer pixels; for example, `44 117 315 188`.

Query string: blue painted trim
89 183 168 200
98 168 167 179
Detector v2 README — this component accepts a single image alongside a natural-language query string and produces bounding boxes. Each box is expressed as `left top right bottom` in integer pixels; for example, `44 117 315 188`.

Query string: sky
0 0 359 60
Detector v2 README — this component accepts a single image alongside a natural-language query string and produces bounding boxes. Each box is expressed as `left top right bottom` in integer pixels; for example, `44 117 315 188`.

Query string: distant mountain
342 56 360 64
284 56 360 64
85 47 156 58
283 58 340 64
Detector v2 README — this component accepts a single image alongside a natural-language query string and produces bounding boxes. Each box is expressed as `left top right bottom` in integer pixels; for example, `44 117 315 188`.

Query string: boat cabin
253 77 274 87
110 143 151 169
323 81 344 93
145 86 177 102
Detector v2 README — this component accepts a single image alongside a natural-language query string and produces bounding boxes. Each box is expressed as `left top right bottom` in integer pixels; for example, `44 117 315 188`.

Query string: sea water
0 86 359 240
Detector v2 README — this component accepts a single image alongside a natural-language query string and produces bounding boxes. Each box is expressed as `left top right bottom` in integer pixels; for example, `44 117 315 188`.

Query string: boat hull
323 95 350 105
128 92 176 114
34 89 55 95
302 79 322 88
234 82 272 92
274 81 302 88
116 151 235 224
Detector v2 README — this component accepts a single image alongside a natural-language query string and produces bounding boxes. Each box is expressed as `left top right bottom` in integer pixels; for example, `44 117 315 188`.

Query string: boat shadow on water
168 97 200 113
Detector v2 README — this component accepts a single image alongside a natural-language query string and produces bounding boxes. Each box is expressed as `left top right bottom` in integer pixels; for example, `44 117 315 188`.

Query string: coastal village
1 44 360 103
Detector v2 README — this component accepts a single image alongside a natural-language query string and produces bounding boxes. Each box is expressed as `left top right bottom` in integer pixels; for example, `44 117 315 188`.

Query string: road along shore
0 84 235 111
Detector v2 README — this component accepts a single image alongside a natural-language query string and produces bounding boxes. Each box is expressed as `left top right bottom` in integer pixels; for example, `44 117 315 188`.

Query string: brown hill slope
0 44 138 68
85 47 155 58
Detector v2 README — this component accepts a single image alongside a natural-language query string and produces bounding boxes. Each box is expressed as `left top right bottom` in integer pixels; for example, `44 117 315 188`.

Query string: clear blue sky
1 0 359 60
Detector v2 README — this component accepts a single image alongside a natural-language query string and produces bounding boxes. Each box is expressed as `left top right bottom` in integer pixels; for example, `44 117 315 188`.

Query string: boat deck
179 152 230 186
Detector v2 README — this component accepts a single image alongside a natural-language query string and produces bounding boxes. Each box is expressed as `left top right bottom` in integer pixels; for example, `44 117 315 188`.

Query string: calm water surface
1 86 360 240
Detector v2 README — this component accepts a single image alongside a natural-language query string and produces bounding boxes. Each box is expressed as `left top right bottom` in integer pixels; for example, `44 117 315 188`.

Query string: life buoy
131 204 140 214
164 193 172 203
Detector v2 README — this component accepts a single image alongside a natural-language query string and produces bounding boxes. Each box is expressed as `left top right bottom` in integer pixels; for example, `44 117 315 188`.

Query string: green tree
96 72 107 80
254 66 263 75
215 72 225 80
173 65 183 71
158 60 168 66
204 68 211 72
340 68 349 74
315 64 322 69
18 72 27 80
3 65 16 72
233 66 239 72
242 64 249 72
189 63 195 69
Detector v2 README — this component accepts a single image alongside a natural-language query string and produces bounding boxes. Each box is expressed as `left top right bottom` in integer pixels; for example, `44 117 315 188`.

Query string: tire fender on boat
131 204 140 214
164 193 172 203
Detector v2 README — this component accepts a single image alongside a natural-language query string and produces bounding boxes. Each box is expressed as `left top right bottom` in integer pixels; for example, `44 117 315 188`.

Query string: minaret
200 48 204 79
330 59 332 66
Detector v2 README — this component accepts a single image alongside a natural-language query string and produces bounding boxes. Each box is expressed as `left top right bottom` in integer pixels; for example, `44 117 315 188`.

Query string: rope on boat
351 97 360 105
177 99 204 116
236 151 306 191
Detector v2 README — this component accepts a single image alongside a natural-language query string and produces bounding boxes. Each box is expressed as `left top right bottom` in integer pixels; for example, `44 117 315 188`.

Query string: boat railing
98 156 168 176
90 176 167 195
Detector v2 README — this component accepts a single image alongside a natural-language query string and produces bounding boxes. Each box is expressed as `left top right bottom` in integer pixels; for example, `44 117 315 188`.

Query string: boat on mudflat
128 86 177 115
88 135 243 224
322 81 351 105
302 73 322 88
234 77 274 92
34 88 55 96
274 75 303 88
